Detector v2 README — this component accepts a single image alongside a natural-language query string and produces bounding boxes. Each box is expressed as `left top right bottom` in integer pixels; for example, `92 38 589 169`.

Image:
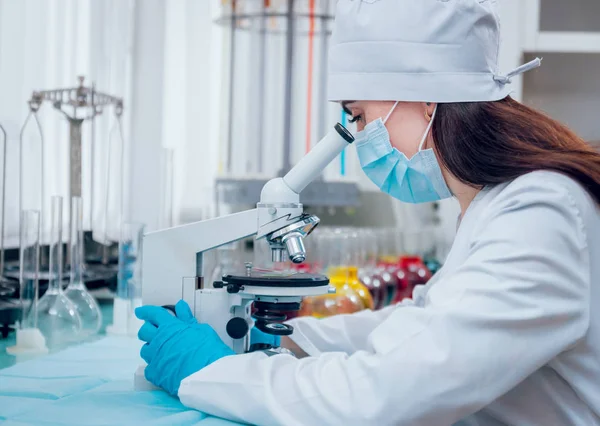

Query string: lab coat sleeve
179 179 591 426
286 301 412 356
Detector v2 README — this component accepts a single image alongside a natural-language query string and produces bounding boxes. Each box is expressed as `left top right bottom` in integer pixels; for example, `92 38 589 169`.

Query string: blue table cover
0 336 243 426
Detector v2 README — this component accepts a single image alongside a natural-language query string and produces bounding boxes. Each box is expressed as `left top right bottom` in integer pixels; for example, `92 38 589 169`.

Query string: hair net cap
328 0 541 103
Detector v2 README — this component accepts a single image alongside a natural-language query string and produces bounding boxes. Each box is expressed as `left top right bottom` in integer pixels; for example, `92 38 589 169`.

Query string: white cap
328 0 541 103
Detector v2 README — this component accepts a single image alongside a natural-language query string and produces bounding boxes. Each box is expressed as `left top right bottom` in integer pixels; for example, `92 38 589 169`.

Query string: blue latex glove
250 326 281 348
135 300 235 396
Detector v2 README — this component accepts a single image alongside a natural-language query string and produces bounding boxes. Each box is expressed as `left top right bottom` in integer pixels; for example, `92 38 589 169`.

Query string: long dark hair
433 97 600 204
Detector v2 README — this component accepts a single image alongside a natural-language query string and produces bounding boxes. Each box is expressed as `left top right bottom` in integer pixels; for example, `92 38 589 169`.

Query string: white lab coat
179 171 600 426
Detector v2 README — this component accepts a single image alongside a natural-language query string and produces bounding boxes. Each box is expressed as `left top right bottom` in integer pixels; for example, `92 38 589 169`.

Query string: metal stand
215 1 358 208
281 0 295 175
21 76 124 267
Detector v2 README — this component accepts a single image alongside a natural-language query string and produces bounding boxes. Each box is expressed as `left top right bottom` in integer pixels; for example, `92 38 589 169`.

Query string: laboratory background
0 0 599 424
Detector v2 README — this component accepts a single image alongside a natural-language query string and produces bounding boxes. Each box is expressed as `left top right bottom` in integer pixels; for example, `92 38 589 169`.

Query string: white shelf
526 31 600 54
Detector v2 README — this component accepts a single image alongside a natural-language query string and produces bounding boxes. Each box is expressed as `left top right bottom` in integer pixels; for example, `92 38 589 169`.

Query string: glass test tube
19 210 41 329
49 196 63 290
70 196 84 286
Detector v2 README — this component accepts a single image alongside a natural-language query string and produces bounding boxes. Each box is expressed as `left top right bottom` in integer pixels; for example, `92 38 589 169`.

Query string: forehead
341 101 365 111
342 101 383 113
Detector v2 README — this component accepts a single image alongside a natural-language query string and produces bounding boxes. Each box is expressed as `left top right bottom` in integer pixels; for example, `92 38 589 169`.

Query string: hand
135 300 235 396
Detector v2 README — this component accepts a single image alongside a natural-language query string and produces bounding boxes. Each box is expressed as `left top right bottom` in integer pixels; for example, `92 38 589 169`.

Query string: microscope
140 123 355 355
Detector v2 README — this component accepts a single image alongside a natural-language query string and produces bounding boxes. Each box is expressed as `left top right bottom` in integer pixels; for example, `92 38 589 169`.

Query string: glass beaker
35 196 82 348
65 197 102 336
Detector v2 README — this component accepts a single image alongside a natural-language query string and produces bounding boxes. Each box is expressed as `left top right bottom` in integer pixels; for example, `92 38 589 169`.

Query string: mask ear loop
383 101 399 124
418 104 438 151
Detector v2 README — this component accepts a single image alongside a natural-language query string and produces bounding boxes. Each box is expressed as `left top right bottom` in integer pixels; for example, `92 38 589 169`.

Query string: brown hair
433 97 600 204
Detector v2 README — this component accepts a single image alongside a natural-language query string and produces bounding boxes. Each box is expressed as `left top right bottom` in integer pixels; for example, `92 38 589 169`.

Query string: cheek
387 116 428 158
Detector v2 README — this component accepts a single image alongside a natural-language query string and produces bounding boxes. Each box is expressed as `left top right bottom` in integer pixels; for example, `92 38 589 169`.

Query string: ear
423 102 436 119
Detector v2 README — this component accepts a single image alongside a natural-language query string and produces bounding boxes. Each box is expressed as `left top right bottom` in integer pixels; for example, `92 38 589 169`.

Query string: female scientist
135 0 600 424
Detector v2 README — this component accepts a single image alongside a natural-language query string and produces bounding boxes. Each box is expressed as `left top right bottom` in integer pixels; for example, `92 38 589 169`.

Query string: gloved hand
135 300 235 396
250 325 281 348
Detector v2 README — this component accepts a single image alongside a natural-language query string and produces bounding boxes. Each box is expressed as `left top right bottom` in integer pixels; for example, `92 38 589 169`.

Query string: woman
135 1 600 424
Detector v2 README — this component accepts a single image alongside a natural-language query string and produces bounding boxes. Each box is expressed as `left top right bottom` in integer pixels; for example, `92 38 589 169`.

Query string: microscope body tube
283 123 354 194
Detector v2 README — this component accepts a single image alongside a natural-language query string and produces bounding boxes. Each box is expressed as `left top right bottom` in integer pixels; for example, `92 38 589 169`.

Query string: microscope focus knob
213 280 241 293
227 284 240 293
226 317 249 340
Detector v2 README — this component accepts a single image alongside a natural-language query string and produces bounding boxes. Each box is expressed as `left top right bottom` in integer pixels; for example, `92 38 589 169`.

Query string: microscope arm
142 209 259 307
141 123 355 311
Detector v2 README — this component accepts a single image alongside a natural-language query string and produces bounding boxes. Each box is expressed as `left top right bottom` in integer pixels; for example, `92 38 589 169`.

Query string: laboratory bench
0 301 242 425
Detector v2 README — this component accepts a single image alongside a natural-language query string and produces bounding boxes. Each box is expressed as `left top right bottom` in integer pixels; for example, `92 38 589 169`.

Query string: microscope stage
217 271 331 298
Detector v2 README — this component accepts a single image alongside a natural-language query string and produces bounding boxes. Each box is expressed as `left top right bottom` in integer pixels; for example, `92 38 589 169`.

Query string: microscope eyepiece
334 122 355 143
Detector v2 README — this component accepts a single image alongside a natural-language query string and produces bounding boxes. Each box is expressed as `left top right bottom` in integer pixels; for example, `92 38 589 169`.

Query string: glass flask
326 228 373 310
329 266 373 311
388 229 437 303
392 256 433 304
358 229 388 310
298 285 364 318
65 197 102 336
35 197 82 348
375 228 405 306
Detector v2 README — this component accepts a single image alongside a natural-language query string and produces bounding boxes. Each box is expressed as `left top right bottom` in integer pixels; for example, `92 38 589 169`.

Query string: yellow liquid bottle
329 266 374 311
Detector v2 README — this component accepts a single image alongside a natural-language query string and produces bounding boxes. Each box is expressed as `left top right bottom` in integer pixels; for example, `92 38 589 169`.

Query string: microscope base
133 365 161 391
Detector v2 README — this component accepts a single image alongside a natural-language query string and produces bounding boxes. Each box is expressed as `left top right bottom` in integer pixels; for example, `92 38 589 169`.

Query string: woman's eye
349 115 363 124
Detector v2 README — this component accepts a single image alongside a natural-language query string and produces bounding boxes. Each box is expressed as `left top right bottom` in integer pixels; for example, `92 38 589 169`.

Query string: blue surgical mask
355 102 452 203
